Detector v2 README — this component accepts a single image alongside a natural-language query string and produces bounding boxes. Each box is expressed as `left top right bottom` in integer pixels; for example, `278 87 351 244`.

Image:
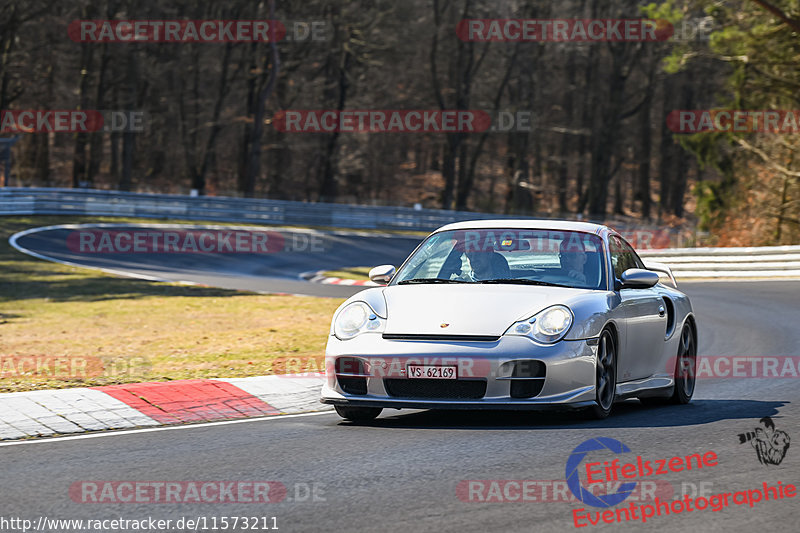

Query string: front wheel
587 329 617 419
334 405 382 421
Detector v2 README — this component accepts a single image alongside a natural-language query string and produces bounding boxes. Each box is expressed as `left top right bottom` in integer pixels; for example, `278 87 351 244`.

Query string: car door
609 235 667 381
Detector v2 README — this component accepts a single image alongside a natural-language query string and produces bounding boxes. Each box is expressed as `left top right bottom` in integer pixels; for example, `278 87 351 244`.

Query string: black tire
669 323 696 404
334 405 382 421
639 322 696 406
587 329 617 419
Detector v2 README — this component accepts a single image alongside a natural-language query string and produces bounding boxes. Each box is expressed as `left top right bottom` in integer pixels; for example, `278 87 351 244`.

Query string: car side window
619 237 647 270
609 236 640 279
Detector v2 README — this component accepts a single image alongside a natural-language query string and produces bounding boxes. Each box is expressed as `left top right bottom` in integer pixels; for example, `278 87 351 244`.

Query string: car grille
383 379 487 399
382 334 500 342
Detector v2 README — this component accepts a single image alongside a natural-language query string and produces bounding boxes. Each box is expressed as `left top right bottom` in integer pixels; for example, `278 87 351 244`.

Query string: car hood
382 284 594 337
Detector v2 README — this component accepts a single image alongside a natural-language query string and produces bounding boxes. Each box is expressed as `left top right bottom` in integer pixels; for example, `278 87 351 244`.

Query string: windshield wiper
397 278 468 284
478 278 571 288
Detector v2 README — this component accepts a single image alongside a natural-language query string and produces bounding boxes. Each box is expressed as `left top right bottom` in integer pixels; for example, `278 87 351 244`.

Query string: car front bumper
320 333 599 410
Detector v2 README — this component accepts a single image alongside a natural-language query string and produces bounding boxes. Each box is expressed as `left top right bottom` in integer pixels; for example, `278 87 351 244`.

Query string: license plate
407 364 457 379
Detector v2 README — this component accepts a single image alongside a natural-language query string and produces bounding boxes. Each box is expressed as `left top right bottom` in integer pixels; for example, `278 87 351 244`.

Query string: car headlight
334 301 385 340
504 305 573 344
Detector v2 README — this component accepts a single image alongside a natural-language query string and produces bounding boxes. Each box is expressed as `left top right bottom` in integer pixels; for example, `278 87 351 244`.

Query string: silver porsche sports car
320 220 697 421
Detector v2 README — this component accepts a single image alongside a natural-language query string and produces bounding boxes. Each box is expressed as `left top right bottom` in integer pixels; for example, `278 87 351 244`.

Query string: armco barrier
2 187 797 279
0 187 533 232
0 188 675 236
640 246 800 278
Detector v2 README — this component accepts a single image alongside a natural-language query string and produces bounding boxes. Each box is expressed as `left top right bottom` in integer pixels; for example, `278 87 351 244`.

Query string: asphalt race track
11 224 423 298
3 225 799 532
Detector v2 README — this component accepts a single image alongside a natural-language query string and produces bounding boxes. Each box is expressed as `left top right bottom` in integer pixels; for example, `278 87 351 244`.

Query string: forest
1 0 799 245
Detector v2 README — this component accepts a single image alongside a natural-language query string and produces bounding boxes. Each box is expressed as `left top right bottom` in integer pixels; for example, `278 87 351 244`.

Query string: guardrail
2 187 797 279
0 187 538 232
639 246 800 278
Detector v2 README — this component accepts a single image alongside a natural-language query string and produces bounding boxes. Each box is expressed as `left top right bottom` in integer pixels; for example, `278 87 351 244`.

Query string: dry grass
0 216 344 392
322 266 371 280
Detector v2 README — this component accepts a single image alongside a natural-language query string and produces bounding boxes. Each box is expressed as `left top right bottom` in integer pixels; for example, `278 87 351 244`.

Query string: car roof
433 219 611 236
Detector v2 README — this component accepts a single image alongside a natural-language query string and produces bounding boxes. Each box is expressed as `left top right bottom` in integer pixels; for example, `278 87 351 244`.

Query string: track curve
10 223 423 297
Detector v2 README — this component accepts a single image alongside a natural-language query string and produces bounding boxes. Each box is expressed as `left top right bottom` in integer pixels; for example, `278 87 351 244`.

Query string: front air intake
506 360 546 399
335 357 368 395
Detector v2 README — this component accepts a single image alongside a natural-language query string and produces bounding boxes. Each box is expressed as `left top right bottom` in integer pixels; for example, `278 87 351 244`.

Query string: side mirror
369 264 396 284
618 268 659 290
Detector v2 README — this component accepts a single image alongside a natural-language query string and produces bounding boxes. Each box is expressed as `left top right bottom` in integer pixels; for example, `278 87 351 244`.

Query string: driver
559 239 587 284
465 250 495 281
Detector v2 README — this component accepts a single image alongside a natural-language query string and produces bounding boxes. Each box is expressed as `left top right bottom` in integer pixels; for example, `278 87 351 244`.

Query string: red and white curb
301 269 378 286
0 375 328 441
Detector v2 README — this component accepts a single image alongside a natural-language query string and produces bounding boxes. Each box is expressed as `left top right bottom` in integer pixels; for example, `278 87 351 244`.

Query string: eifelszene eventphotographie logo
565 437 719 509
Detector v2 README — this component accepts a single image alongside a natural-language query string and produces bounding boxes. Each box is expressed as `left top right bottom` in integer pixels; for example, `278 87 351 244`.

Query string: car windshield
392 228 606 290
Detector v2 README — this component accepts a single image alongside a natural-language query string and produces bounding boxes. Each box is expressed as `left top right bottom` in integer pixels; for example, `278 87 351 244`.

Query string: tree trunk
668 77 692 217
119 48 138 192
71 42 94 188
440 137 460 209
318 33 351 202
189 2 235 192
586 62 628 217
242 0 280 198
637 83 653 219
